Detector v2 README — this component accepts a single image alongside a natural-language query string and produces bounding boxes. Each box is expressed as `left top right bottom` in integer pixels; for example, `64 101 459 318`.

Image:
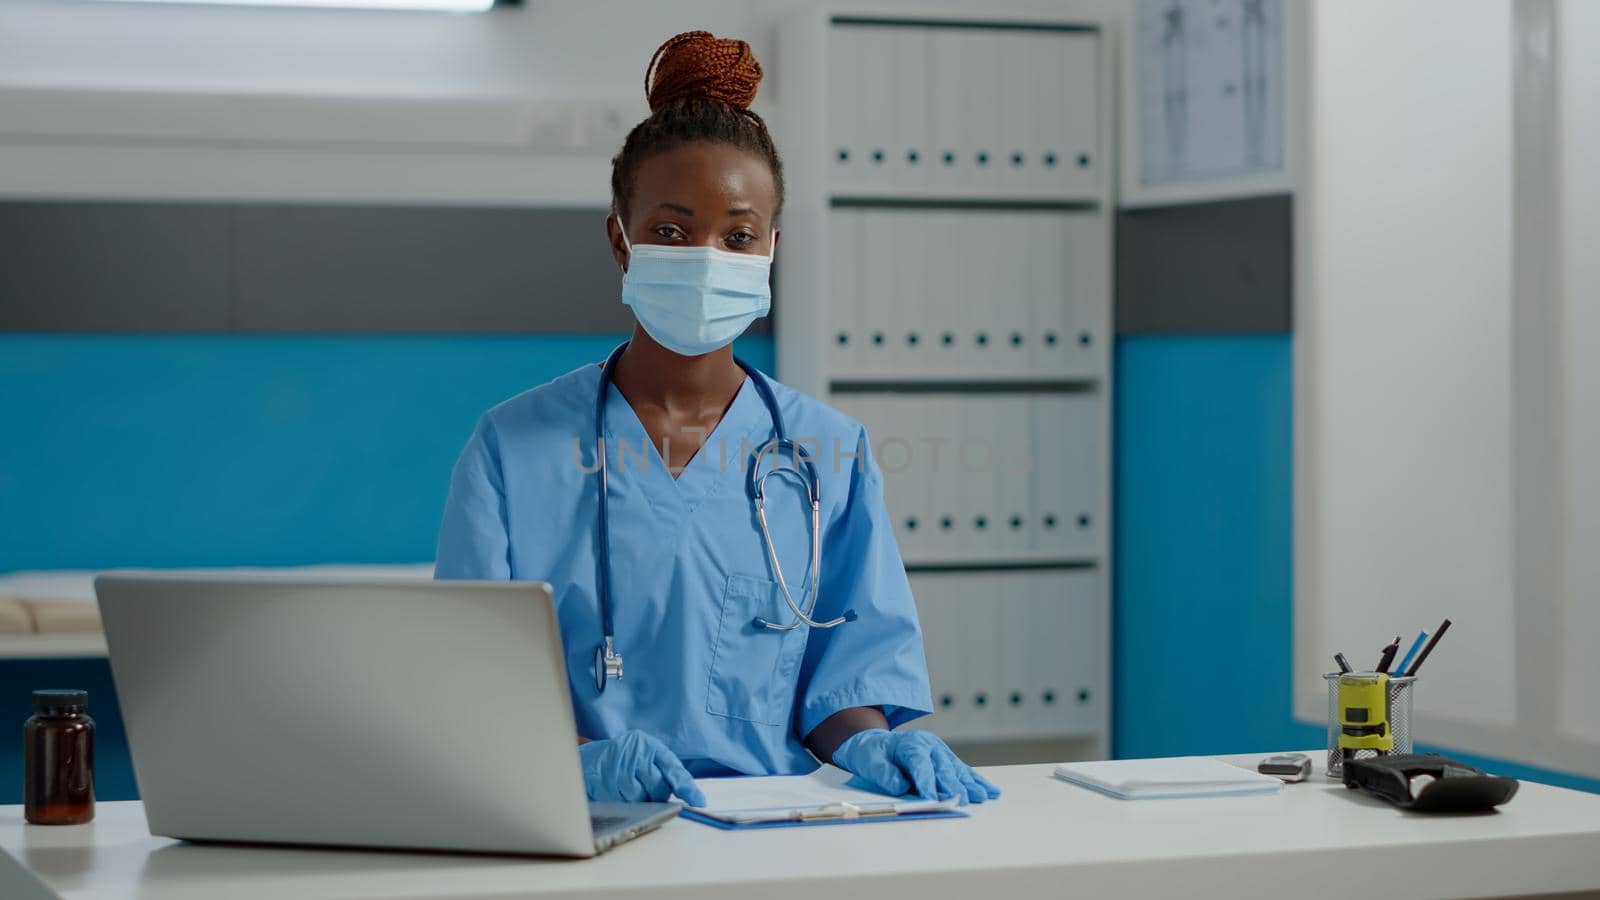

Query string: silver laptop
95 573 679 857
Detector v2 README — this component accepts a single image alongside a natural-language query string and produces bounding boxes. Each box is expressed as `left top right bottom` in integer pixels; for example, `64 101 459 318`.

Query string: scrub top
434 360 932 777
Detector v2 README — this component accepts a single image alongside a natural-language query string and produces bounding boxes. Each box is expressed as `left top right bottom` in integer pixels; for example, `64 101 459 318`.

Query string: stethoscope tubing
593 342 850 691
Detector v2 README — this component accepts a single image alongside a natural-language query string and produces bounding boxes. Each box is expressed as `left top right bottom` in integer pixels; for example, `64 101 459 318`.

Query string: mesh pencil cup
1325 672 1416 779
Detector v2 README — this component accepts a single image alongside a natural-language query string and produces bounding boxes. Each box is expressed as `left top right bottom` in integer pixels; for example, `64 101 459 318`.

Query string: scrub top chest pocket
706 574 810 726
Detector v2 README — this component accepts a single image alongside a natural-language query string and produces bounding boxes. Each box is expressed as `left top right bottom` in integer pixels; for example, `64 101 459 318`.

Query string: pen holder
1324 672 1416 779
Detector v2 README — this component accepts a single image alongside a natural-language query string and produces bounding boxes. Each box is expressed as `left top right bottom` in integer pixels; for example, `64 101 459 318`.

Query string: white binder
926 211 962 374
995 572 1032 735
887 213 924 373
993 395 1033 559
935 395 966 560
1065 212 1111 379
960 212 997 374
998 32 1036 196
957 572 1000 736
826 208 862 373
906 398 936 560
1056 32 1101 196
911 574 962 739
890 28 931 192
1022 32 1062 195
1030 395 1071 558
996 212 1034 377
858 209 894 374
1030 212 1072 377
1063 570 1103 734
966 396 1003 560
854 28 897 195
961 31 1003 194
928 29 967 195
882 395 926 560
827 26 872 193
1034 572 1073 734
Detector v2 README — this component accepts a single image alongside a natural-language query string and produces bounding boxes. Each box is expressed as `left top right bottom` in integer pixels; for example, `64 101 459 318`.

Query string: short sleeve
794 425 933 739
434 416 512 580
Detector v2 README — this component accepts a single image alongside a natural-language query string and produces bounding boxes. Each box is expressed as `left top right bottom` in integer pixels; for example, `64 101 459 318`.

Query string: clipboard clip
793 801 900 821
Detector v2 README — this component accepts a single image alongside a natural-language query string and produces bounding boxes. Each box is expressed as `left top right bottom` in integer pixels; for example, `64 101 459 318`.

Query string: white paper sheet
691 765 957 823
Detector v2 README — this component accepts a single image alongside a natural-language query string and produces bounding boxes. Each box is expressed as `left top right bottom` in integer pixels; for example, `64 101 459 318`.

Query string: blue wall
0 334 769 573
1113 335 1320 758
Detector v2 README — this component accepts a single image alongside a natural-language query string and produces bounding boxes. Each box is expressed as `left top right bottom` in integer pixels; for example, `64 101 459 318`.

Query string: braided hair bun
645 31 763 112
611 31 784 219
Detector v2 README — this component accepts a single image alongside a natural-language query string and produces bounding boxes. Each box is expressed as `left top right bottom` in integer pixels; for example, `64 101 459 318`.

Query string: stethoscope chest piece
596 636 623 693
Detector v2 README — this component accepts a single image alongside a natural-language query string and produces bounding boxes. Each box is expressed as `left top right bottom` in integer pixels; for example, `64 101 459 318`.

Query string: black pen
1376 636 1401 674
1404 619 1452 676
1334 652 1352 674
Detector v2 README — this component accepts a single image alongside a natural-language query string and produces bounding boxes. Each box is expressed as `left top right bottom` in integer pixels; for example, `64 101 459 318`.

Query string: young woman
436 31 998 808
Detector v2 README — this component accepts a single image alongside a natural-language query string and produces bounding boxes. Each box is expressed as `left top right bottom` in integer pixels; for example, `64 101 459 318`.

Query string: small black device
1342 753 1519 812
1257 753 1312 782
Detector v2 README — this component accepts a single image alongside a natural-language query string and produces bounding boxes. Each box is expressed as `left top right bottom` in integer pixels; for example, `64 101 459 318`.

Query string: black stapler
1343 753 1518 812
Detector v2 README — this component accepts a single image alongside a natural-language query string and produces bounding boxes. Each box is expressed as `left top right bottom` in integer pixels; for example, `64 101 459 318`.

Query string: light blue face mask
617 219 774 357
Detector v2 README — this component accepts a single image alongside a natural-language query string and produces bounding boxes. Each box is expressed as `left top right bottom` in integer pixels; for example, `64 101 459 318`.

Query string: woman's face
609 141 779 271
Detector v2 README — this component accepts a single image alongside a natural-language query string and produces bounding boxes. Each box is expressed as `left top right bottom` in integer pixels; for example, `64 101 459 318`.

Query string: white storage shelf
833 391 1108 567
825 206 1111 382
827 22 1103 202
778 10 1113 754
911 570 1104 743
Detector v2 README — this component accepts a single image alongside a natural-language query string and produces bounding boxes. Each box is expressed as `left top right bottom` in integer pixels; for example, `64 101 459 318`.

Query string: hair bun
645 30 763 112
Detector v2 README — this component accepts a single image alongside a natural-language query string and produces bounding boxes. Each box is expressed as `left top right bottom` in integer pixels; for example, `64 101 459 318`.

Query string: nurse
436 31 998 808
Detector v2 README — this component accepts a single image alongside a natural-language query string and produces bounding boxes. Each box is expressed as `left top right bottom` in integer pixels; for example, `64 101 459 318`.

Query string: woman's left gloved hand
831 728 1001 804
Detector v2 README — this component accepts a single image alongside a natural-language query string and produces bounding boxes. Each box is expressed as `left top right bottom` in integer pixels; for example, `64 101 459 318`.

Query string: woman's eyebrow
727 206 761 219
656 202 695 216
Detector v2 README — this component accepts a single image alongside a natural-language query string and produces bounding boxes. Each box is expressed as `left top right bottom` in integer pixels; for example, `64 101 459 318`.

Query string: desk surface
3 754 1599 900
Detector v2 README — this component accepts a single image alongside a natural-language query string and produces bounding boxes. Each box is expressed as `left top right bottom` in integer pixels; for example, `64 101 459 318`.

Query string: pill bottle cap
33 689 88 712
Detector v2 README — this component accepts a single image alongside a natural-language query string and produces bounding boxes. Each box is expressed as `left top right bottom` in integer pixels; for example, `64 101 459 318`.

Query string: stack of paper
1054 757 1284 800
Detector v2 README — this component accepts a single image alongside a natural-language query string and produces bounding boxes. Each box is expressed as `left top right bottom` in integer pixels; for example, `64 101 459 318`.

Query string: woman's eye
652 225 686 240
726 231 756 248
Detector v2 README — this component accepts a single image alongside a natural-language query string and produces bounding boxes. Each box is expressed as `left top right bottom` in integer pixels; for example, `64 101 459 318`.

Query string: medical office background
1 0 1598 802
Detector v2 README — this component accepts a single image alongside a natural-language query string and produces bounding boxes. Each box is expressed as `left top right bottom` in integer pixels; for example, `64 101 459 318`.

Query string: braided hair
610 31 785 222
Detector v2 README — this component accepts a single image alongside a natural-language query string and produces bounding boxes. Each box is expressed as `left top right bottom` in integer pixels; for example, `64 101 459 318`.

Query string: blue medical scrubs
434 360 932 777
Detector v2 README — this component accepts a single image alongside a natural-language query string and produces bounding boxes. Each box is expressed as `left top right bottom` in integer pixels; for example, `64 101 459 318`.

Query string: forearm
804 706 889 764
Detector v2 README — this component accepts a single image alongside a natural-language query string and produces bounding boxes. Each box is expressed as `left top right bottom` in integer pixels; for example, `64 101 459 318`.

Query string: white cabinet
779 10 1113 750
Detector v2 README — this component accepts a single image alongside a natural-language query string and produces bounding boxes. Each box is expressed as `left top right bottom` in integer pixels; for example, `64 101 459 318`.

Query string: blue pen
1394 630 1429 678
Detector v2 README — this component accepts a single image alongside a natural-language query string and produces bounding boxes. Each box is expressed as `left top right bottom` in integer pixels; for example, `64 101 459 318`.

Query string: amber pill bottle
24 689 95 825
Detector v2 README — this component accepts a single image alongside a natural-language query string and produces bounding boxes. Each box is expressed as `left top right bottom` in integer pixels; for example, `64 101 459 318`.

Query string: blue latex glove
832 729 1001 804
578 730 706 807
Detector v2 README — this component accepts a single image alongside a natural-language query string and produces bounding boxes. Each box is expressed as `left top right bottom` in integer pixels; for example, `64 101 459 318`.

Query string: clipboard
681 803 966 830
680 765 968 830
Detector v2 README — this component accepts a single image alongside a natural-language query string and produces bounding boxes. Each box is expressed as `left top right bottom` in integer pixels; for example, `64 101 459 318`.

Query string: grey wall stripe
0 202 233 331
0 201 773 335
1115 194 1292 335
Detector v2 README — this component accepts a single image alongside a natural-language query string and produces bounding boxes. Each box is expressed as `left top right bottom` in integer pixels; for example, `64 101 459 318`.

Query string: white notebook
1054 756 1284 800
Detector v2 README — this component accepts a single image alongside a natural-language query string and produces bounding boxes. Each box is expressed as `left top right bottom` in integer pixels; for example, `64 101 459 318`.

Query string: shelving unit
776 9 1114 760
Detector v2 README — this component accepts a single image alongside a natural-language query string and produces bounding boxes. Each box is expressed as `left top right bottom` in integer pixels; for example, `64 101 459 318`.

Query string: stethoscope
593 342 855 693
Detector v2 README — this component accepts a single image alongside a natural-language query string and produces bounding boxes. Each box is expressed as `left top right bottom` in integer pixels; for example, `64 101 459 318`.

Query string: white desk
3 754 1598 900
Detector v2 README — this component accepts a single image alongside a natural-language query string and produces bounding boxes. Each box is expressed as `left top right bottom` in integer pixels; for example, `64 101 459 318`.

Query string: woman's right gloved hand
577 729 706 806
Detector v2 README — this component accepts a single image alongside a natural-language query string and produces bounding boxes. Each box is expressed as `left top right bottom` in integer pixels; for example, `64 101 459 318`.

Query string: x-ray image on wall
1136 0 1284 186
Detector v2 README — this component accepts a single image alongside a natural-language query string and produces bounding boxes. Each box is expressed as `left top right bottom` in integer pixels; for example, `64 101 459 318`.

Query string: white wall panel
1558 0 1600 744
1297 0 1516 726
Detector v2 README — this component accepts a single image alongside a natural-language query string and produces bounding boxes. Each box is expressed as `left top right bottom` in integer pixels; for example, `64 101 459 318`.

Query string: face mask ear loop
615 214 631 271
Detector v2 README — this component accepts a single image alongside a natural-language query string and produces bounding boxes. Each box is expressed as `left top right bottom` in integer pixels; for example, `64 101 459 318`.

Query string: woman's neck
611 327 746 417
